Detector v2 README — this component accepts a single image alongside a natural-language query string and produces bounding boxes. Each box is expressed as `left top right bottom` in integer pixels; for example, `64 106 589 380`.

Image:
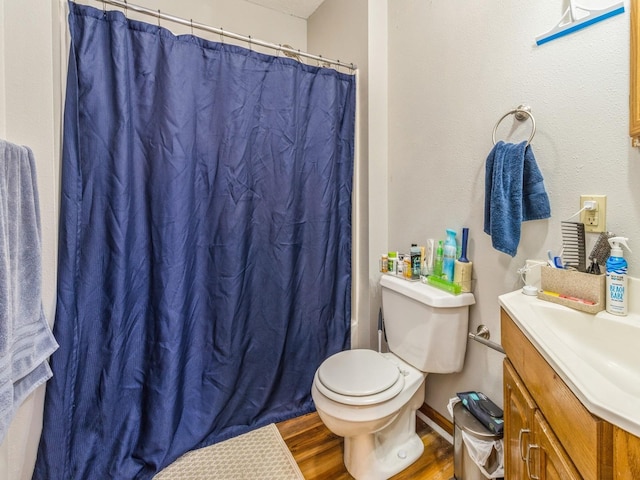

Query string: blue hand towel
0 140 58 443
484 141 551 257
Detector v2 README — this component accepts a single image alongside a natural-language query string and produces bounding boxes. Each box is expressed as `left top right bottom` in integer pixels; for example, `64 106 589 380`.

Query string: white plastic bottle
606 237 631 316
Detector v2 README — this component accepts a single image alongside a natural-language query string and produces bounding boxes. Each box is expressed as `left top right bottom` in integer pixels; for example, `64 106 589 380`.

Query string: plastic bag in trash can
461 430 505 479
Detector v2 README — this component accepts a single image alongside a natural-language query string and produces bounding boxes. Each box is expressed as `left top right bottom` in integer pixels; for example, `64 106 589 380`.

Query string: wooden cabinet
631 0 640 145
613 427 640 480
531 410 581 480
504 360 535 479
504 359 580 480
502 308 613 480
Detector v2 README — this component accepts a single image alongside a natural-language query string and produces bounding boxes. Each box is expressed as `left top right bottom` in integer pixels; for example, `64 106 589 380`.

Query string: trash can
453 402 504 480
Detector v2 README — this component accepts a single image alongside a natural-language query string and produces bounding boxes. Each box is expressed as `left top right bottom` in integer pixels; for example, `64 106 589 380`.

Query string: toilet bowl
311 275 475 480
311 349 427 480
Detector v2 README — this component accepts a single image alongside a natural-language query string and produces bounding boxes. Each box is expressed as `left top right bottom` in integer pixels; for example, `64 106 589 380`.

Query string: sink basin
530 301 640 397
499 284 640 437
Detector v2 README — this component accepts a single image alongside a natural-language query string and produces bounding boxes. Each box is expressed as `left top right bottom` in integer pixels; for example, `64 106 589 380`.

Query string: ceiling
244 0 326 19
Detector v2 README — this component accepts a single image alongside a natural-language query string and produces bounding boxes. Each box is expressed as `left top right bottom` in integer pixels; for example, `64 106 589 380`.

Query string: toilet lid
317 350 401 398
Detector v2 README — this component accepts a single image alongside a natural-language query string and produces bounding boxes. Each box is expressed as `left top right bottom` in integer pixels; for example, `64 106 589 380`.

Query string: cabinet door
529 410 582 480
614 426 640 479
504 360 536 479
631 0 640 145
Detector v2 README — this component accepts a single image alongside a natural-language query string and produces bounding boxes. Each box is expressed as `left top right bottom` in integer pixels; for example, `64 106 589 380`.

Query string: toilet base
343 389 425 480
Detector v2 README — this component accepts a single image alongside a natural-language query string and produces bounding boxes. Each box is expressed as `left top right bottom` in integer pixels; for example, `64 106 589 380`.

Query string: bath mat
154 424 304 480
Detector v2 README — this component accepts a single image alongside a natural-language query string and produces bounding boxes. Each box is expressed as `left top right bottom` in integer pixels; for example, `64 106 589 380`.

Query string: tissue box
538 266 605 314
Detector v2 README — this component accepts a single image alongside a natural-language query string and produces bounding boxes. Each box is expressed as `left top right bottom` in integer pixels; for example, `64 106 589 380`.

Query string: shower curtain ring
220 27 224 43
123 0 128 18
190 19 194 35
157 10 161 27
102 0 106 15
248 35 252 50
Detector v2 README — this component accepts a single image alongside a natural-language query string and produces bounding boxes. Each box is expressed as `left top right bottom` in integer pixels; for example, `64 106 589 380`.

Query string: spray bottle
606 237 631 316
443 229 457 282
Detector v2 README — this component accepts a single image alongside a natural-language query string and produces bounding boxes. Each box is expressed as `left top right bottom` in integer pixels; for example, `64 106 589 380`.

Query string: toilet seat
315 350 405 406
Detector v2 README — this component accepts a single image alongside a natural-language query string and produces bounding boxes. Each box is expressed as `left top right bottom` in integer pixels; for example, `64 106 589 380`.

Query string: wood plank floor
276 412 454 480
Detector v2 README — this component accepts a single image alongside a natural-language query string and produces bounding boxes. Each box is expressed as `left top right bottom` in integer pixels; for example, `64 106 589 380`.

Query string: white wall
0 1 60 479
0 2 5 136
0 1 306 478
365 0 389 351
387 0 640 418
308 0 377 350
106 0 307 51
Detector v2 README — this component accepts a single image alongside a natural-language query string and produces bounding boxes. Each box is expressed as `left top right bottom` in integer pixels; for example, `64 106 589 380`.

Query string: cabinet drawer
501 308 613 480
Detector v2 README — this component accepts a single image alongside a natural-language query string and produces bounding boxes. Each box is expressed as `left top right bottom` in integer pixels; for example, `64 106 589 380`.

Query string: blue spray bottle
443 229 457 282
606 237 631 316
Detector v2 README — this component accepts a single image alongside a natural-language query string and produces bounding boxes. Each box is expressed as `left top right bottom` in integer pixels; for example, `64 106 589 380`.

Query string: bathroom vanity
499 290 640 480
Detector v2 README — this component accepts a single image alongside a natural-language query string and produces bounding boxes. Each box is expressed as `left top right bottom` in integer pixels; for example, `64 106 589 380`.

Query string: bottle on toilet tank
410 244 421 280
433 241 444 278
388 251 397 275
443 229 457 282
403 254 412 279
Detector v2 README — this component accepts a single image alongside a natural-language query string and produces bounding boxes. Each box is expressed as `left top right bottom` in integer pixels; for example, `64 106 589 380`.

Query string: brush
586 231 615 274
561 221 586 272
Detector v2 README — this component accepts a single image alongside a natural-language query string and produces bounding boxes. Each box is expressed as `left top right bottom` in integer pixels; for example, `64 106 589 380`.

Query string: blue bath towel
0 140 58 443
484 141 551 256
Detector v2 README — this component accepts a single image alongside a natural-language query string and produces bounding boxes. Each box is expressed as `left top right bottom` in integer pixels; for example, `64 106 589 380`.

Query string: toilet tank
380 275 475 373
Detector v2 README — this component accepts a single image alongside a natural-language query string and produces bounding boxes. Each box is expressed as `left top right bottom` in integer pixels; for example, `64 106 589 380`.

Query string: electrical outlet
579 195 607 233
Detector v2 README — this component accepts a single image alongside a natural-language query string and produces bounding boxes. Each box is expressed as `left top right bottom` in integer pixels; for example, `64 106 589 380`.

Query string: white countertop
499 283 640 438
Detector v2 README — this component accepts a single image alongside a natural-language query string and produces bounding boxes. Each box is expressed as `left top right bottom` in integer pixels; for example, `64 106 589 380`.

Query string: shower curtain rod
91 0 357 71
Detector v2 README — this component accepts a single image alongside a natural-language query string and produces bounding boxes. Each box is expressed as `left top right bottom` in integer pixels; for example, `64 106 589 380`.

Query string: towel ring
492 105 536 145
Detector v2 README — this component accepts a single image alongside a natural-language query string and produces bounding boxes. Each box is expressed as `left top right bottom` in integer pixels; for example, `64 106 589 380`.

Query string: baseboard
419 403 453 436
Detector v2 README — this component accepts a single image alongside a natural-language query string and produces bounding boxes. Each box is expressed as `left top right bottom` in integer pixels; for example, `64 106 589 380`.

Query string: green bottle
388 251 397 275
433 240 444 278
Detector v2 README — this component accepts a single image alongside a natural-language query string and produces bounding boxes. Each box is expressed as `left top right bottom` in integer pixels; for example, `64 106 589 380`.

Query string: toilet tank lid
380 275 475 308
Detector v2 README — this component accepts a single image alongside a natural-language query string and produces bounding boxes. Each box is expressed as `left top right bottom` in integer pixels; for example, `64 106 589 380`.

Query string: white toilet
311 274 475 480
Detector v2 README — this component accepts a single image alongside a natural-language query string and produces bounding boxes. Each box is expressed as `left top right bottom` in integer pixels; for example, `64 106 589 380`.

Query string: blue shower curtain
34 3 354 479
